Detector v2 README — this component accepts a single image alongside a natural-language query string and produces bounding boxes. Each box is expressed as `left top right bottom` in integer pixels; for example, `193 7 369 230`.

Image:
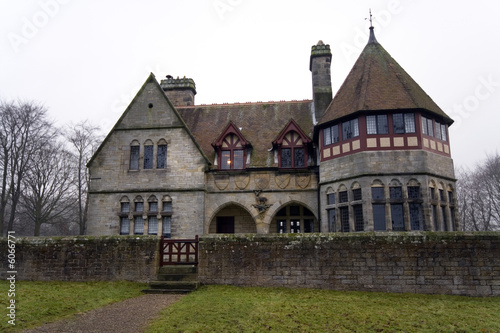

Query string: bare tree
64 121 102 235
0 100 56 235
456 152 500 231
20 142 77 236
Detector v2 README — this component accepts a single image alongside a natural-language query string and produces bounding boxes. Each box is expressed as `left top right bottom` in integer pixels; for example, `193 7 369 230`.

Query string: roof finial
365 8 374 28
366 8 378 44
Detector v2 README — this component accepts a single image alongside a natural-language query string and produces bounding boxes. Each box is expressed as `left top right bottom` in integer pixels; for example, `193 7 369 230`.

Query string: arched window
371 180 386 231
157 139 167 169
161 195 173 238
119 196 130 235
129 140 140 170
133 196 144 235
147 195 158 235
143 140 154 169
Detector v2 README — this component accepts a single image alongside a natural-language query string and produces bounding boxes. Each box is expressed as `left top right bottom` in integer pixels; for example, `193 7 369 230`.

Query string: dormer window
212 122 251 171
220 134 244 170
280 131 306 168
274 119 311 169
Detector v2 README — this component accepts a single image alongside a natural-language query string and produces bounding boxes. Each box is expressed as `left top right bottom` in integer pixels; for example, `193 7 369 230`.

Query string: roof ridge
175 99 312 108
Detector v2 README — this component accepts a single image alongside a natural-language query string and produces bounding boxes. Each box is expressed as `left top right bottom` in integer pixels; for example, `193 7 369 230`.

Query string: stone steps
142 265 199 294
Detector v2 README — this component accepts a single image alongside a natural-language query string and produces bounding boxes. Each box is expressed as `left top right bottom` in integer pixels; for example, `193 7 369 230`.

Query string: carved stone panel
235 174 250 190
296 173 311 189
275 174 291 189
254 174 270 190
214 174 230 190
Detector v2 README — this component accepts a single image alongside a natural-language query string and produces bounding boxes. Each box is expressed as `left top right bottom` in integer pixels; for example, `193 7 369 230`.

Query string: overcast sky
1 0 499 169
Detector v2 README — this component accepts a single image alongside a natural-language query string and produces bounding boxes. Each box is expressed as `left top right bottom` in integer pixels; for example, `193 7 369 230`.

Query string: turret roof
318 27 453 126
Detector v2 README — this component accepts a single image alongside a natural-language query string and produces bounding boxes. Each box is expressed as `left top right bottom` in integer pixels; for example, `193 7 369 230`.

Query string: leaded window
391 204 404 231
390 187 403 199
130 145 140 170
441 124 447 141
353 188 362 201
393 113 415 134
157 144 167 169
340 207 349 232
135 202 144 213
408 186 420 200
280 131 308 168
281 148 292 168
373 204 386 231
121 202 130 213
148 216 158 235
354 205 364 231
372 187 385 200
342 118 359 140
120 217 130 235
327 193 335 205
323 124 339 146
409 203 422 230
144 145 153 169
134 216 144 235
328 209 336 232
162 216 172 238
366 115 388 134
339 191 348 203
149 201 158 213
220 133 245 170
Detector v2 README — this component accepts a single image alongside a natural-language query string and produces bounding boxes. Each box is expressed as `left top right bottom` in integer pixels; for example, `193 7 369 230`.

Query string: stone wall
0 236 159 282
198 232 500 296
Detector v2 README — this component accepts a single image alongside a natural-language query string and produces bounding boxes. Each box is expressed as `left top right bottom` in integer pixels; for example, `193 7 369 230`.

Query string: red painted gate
160 235 199 266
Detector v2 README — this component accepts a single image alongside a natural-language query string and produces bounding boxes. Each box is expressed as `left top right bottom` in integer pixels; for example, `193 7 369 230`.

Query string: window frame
366 115 389 135
279 131 308 169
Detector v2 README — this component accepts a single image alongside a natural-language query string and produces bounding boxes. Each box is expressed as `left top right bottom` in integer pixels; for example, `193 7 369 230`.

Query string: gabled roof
177 100 313 167
212 121 251 148
87 73 210 167
273 119 312 146
318 27 453 126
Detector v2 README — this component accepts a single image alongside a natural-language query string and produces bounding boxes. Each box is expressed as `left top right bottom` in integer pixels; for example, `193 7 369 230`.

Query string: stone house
86 27 458 237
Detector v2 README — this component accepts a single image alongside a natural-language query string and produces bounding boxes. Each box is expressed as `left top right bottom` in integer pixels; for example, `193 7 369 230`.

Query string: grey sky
1 0 499 169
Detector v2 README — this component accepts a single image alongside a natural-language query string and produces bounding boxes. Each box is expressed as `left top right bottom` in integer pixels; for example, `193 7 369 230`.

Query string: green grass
146 285 500 333
0 280 147 332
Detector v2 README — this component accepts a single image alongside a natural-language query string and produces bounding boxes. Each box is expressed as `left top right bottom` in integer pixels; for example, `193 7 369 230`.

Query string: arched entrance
270 203 318 233
208 204 256 234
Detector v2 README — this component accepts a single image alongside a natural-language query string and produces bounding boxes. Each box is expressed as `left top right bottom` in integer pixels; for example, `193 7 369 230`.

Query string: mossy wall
198 232 500 296
0 236 159 283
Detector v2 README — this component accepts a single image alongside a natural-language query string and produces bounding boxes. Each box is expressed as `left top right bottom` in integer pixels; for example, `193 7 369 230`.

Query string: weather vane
365 8 374 28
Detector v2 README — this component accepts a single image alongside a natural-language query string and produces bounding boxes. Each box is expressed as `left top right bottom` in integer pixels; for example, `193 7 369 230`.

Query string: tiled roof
319 28 453 126
177 100 313 167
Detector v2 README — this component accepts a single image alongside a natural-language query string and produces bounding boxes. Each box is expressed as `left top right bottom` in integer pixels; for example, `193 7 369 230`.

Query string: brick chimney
310 41 332 122
160 75 196 106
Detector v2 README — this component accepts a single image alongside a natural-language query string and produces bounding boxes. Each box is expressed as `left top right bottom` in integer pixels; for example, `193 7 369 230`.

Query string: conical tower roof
318 27 453 126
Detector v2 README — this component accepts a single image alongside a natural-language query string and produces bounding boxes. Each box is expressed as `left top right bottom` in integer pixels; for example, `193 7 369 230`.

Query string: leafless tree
20 142 77 236
0 100 56 235
64 120 102 235
456 152 500 231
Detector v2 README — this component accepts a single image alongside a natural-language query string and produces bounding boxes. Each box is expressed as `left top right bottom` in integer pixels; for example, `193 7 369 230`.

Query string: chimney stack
160 75 197 106
310 41 332 122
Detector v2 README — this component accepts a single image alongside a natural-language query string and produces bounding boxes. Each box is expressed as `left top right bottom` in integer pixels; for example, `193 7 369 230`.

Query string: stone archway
269 202 318 234
208 203 257 234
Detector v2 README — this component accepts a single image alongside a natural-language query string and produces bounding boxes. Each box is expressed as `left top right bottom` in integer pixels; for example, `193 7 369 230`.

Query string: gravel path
21 294 185 333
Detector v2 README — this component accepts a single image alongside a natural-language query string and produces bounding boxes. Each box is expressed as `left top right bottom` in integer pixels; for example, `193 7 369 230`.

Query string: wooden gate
160 235 199 266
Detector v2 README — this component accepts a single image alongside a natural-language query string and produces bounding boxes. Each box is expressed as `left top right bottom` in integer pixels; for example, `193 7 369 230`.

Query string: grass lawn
146 285 500 333
0 280 147 332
